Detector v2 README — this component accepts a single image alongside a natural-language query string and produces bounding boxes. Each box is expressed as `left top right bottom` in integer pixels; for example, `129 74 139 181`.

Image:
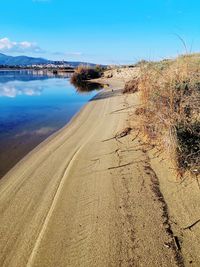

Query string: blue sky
0 0 199 64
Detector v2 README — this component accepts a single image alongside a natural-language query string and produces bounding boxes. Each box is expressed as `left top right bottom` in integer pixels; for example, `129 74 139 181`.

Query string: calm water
0 70 100 178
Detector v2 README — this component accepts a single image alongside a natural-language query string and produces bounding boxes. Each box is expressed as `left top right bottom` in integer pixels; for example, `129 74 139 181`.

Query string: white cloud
0 37 43 53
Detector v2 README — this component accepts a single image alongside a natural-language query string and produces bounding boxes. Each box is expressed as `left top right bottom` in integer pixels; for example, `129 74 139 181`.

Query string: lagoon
0 70 100 178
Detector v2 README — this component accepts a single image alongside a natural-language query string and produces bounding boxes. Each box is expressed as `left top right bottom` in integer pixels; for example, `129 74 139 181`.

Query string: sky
0 0 200 64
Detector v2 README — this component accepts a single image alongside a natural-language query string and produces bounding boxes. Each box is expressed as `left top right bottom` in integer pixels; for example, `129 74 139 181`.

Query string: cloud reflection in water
15 127 56 137
0 79 68 98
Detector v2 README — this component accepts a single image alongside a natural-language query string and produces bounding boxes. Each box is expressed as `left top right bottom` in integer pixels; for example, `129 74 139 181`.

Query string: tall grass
127 54 200 176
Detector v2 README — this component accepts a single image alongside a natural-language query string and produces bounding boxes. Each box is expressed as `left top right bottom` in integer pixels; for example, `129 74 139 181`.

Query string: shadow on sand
71 79 123 101
91 88 123 101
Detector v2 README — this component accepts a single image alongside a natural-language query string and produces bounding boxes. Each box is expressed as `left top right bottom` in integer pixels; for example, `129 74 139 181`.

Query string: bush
123 78 139 94
71 65 102 85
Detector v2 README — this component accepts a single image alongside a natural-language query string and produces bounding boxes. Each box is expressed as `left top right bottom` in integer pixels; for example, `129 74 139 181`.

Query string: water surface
0 70 100 178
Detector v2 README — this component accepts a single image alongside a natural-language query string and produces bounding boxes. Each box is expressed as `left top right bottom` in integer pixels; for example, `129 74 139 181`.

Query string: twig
132 130 140 142
104 148 120 156
115 136 123 144
108 160 143 170
102 136 116 142
173 236 181 250
183 219 200 230
117 127 132 138
110 104 142 114
102 127 132 142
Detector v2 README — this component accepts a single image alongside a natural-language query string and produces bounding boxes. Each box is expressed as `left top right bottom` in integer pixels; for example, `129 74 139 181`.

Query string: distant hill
0 53 49 66
0 53 96 67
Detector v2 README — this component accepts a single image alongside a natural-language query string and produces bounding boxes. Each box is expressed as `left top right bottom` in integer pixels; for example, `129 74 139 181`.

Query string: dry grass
135 107 146 116
123 78 139 94
134 54 200 176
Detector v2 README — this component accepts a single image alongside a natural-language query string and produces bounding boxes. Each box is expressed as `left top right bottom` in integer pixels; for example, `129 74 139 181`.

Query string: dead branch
183 219 200 230
102 136 116 142
102 127 132 142
117 127 132 138
173 236 181 250
132 130 140 142
108 160 143 170
110 104 142 114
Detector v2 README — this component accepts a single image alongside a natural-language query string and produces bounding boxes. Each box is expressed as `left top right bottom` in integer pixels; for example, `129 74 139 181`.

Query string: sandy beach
0 74 199 267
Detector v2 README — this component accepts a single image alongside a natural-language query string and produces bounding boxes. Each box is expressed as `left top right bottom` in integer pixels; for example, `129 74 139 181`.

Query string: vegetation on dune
125 54 200 176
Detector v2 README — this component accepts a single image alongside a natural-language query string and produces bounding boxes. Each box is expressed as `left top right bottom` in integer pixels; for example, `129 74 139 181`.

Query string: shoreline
0 76 199 266
0 79 102 179
0 78 111 180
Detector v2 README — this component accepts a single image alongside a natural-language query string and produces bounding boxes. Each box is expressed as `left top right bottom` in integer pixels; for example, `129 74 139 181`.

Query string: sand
0 75 199 266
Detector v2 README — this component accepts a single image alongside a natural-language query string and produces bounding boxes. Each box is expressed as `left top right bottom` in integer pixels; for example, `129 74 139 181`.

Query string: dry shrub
135 107 146 116
123 78 139 94
71 65 102 84
138 54 200 175
176 122 200 174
